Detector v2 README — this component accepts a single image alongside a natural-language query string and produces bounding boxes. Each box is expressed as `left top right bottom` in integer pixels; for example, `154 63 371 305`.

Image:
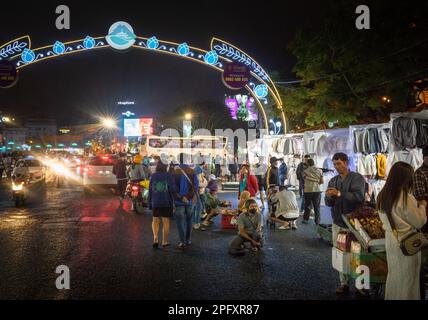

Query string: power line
274 37 428 87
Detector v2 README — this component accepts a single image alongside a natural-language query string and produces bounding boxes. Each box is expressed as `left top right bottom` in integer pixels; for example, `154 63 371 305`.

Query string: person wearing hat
128 154 148 181
265 157 281 198
229 198 263 255
201 178 223 227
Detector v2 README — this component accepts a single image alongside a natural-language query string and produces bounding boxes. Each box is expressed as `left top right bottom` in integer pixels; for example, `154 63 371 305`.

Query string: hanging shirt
287 167 299 187
316 135 329 157
353 129 365 153
376 154 387 178
293 138 304 155
377 128 390 153
271 139 280 154
276 139 286 154
386 149 423 175
392 117 417 150
357 154 377 177
368 128 382 154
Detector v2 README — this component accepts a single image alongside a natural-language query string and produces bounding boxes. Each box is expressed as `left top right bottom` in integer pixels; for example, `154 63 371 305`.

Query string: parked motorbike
126 180 149 214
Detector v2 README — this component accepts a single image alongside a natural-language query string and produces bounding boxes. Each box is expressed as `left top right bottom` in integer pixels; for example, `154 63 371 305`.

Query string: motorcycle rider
113 153 128 207
128 154 148 181
128 154 150 211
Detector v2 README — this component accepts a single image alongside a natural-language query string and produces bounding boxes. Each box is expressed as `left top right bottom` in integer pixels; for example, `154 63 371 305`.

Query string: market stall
350 123 390 204
387 110 428 174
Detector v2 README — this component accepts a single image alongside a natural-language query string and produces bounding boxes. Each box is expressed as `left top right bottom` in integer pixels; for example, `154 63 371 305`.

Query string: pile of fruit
219 201 232 207
349 207 385 239
220 209 238 216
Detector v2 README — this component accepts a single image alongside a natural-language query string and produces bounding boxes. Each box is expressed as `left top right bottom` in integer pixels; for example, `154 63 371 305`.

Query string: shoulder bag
177 167 198 204
385 211 428 256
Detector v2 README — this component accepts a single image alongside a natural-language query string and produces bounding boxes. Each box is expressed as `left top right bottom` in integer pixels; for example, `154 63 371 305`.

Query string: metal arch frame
1 33 286 132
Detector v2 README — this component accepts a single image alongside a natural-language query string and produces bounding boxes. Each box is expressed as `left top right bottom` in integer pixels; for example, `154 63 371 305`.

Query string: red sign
139 118 153 135
222 62 250 90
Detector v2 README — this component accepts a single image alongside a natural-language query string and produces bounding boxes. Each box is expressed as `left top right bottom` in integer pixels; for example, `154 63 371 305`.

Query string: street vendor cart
331 206 387 298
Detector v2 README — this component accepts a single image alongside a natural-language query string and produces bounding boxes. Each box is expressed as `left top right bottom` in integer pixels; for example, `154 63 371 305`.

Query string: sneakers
185 240 192 246
193 224 201 230
335 285 350 295
292 222 298 230
279 225 290 230
177 243 186 250
202 220 213 227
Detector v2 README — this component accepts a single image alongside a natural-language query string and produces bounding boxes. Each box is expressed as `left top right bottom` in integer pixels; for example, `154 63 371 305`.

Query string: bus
145 135 228 159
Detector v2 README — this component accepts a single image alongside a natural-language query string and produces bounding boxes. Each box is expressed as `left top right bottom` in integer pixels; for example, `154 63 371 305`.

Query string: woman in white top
269 186 300 230
377 161 427 300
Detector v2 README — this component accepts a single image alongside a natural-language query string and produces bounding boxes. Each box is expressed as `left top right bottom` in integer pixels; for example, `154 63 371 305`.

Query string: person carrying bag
377 161 428 300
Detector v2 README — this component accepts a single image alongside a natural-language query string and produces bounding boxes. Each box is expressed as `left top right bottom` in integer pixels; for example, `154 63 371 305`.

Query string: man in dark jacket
172 153 199 249
296 155 310 213
325 152 365 295
266 157 280 186
113 153 128 207
278 159 288 186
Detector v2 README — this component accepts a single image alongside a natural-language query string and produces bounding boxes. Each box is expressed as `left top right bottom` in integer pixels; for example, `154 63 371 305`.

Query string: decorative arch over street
0 24 286 131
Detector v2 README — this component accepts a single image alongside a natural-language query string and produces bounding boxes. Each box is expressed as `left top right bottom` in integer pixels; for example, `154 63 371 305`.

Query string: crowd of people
2 146 427 300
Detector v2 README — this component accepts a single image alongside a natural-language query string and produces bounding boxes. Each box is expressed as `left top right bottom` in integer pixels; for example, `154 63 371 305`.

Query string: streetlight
183 113 192 138
101 117 116 129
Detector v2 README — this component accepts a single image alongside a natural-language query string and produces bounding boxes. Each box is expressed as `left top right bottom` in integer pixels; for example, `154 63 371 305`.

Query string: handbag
385 210 428 256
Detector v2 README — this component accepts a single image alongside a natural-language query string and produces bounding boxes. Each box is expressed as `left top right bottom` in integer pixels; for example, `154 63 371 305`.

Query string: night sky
0 0 323 124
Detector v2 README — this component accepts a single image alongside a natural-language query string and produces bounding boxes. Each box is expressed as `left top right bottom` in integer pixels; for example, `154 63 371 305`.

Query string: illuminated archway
0 25 286 131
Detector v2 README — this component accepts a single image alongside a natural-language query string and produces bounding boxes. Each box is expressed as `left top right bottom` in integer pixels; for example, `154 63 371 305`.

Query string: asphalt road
0 177 373 300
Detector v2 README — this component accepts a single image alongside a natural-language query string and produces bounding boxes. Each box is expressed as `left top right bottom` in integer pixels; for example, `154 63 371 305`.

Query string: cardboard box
351 241 362 254
336 232 356 252
332 247 351 275
350 252 388 283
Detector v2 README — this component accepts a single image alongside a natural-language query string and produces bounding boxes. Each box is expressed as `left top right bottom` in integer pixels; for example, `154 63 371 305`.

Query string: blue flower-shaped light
53 41 65 55
204 50 218 65
177 42 190 56
21 48 35 63
83 36 95 49
254 84 268 98
147 36 159 49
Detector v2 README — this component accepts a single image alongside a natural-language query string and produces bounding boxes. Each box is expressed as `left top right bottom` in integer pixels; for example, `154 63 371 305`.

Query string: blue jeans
175 205 193 244
200 194 206 214
192 195 203 225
